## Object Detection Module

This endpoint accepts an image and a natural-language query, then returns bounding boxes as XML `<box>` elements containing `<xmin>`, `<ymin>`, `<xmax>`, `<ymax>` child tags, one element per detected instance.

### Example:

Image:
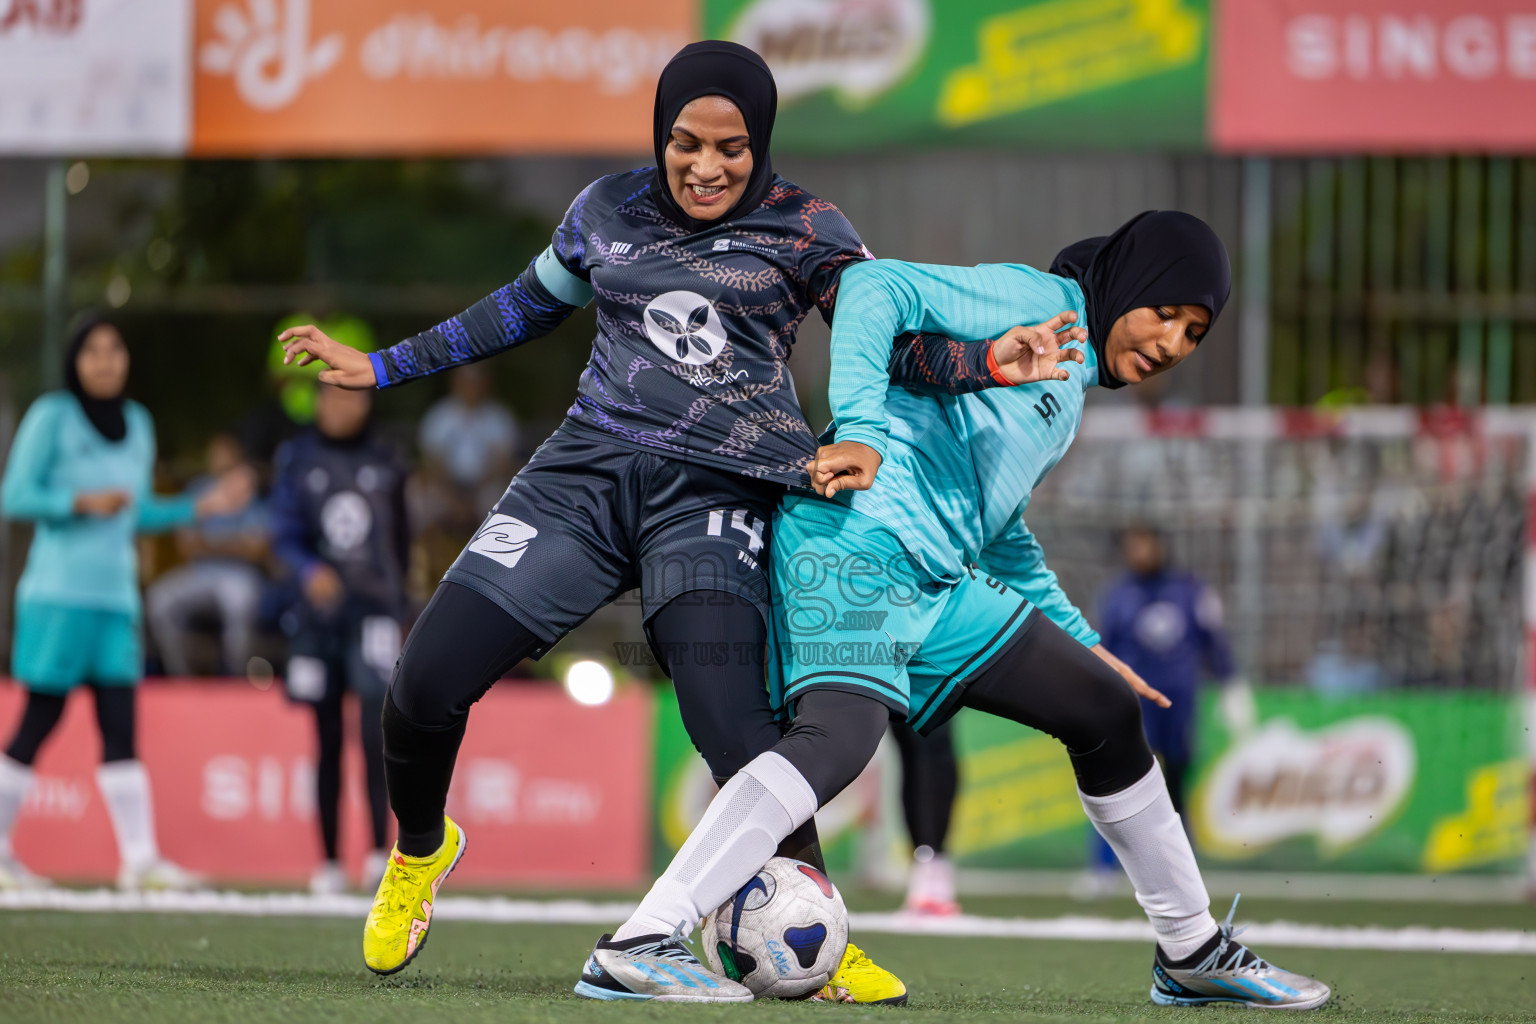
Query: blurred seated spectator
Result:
<box><xmin>145</xmin><ymin>434</ymin><xmax>269</xmax><ymax>676</ymax></box>
<box><xmin>418</xmin><ymin>364</ymin><xmax>517</xmax><ymax>517</ymax></box>
<box><xmin>412</xmin><ymin>364</ymin><xmax>518</xmax><ymax>581</ymax></box>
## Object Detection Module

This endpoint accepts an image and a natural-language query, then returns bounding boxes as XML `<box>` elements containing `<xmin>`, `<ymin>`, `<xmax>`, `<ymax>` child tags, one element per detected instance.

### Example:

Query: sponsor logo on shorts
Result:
<box><xmin>465</xmin><ymin>513</ymin><xmax>538</xmax><ymax>570</ymax></box>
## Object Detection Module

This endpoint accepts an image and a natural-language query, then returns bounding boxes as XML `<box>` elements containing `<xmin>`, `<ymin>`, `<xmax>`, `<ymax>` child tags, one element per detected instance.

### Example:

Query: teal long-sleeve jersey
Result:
<box><xmin>1</xmin><ymin>392</ymin><xmax>196</xmax><ymax>616</ymax></box>
<box><xmin>826</xmin><ymin>258</ymin><xmax>1100</xmax><ymax>647</ymax></box>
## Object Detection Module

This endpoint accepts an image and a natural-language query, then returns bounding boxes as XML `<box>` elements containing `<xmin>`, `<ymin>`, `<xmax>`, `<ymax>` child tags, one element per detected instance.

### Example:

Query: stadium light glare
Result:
<box><xmin>564</xmin><ymin>660</ymin><xmax>614</xmax><ymax>706</ymax></box>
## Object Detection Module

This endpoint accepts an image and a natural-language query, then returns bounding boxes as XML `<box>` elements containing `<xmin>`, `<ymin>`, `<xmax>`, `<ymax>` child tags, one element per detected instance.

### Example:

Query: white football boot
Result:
<box><xmin>0</xmin><ymin>846</ymin><xmax>48</xmax><ymax>891</ymax></box>
<box><xmin>309</xmin><ymin>861</ymin><xmax>348</xmax><ymax>896</ymax></box>
<box><xmin>118</xmin><ymin>858</ymin><xmax>204</xmax><ymax>892</ymax></box>
<box><xmin>902</xmin><ymin>846</ymin><xmax>960</xmax><ymax>916</ymax></box>
<box><xmin>359</xmin><ymin>849</ymin><xmax>390</xmax><ymax>891</ymax></box>
<box><xmin>1151</xmin><ymin>897</ymin><xmax>1331</xmax><ymax>1010</ymax></box>
<box><xmin>575</xmin><ymin>927</ymin><xmax>753</xmax><ymax>1002</ymax></box>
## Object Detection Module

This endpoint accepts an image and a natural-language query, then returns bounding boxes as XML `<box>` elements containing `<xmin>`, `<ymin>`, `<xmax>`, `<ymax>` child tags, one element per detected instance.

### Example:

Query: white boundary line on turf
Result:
<box><xmin>3</xmin><ymin>889</ymin><xmax>1533</xmax><ymax>956</ymax></box>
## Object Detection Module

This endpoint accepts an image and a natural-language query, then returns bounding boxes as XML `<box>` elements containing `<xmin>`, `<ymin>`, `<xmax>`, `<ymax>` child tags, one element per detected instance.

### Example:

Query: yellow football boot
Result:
<box><xmin>362</xmin><ymin>816</ymin><xmax>468</xmax><ymax>975</ymax></box>
<box><xmin>812</xmin><ymin>942</ymin><xmax>908</xmax><ymax>1005</ymax></box>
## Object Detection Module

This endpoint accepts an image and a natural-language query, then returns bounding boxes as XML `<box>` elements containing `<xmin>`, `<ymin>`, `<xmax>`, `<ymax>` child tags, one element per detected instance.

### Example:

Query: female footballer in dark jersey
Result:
<box><xmin>281</xmin><ymin>41</ymin><xmax>1076</xmax><ymax>997</ymax></box>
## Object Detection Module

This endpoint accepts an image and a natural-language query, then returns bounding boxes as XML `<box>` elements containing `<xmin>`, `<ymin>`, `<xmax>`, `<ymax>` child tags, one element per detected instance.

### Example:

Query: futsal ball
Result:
<box><xmin>701</xmin><ymin>856</ymin><xmax>849</xmax><ymax>999</ymax></box>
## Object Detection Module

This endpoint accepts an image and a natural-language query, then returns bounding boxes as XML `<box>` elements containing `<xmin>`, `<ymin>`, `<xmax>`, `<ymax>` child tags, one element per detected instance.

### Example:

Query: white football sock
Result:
<box><xmin>0</xmin><ymin>755</ymin><xmax>33</xmax><ymax>854</ymax></box>
<box><xmin>1077</xmin><ymin>763</ymin><xmax>1217</xmax><ymax>961</ymax></box>
<box><xmin>96</xmin><ymin>760</ymin><xmax>161</xmax><ymax>873</ymax></box>
<box><xmin>615</xmin><ymin>752</ymin><xmax>818</xmax><ymax>942</ymax></box>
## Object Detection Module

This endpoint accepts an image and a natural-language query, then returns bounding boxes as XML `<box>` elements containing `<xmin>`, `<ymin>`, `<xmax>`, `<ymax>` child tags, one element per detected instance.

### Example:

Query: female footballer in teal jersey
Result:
<box><xmin>0</xmin><ymin>317</ymin><xmax>252</xmax><ymax>892</ymax></box>
<box><xmin>596</xmin><ymin>212</ymin><xmax>1332</xmax><ymax>1009</ymax></box>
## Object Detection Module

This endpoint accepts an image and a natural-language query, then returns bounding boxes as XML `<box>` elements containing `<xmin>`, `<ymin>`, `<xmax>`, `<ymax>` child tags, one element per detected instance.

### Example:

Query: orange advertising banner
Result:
<box><xmin>191</xmin><ymin>0</ymin><xmax>692</xmax><ymax>155</ymax></box>
<box><xmin>1</xmin><ymin>680</ymin><xmax>654</xmax><ymax>887</ymax></box>
<box><xmin>1212</xmin><ymin>1</ymin><xmax>1536</xmax><ymax>151</ymax></box>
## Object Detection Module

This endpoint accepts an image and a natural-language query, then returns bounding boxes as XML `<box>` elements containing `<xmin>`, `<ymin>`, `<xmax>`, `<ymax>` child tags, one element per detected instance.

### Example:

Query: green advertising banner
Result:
<box><xmin>702</xmin><ymin>0</ymin><xmax>1210</xmax><ymax>152</ymax></box>
<box><xmin>946</xmin><ymin>688</ymin><xmax>1530</xmax><ymax>875</ymax></box>
<box><xmin>653</xmin><ymin>686</ymin><xmax>1528</xmax><ymax>877</ymax></box>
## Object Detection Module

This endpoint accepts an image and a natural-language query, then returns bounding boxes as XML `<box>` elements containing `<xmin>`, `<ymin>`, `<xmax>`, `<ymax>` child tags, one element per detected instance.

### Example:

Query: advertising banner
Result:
<box><xmin>1212</xmin><ymin>1</ymin><xmax>1536</xmax><ymax>151</ymax></box>
<box><xmin>0</xmin><ymin>0</ymin><xmax>192</xmax><ymax>154</ymax></box>
<box><xmin>939</xmin><ymin>689</ymin><xmax>1528</xmax><ymax>874</ymax></box>
<box><xmin>704</xmin><ymin>0</ymin><xmax>1210</xmax><ymax>152</ymax></box>
<box><xmin>1</xmin><ymin>680</ymin><xmax>654</xmax><ymax>887</ymax></box>
<box><xmin>190</xmin><ymin>0</ymin><xmax>691</xmax><ymax>154</ymax></box>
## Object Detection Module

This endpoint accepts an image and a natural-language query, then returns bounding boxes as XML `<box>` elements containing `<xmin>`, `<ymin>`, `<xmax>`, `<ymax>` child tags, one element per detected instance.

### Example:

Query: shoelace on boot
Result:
<box><xmin>1187</xmin><ymin>895</ymin><xmax>1269</xmax><ymax>977</ymax></box>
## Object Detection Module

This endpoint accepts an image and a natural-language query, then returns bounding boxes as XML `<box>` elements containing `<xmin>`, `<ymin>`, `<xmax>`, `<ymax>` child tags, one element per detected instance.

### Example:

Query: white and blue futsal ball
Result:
<box><xmin>701</xmin><ymin>856</ymin><xmax>849</xmax><ymax>999</ymax></box>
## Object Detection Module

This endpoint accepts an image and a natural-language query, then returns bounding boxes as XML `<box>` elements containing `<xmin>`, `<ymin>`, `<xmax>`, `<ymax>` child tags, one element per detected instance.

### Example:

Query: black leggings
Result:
<box><xmin>5</xmin><ymin>685</ymin><xmax>137</xmax><ymax>766</ymax></box>
<box><xmin>776</xmin><ymin>614</ymin><xmax>1156</xmax><ymax>808</ymax></box>
<box><xmin>384</xmin><ymin>581</ymin><xmax>821</xmax><ymax>862</ymax></box>
<box><xmin>892</xmin><ymin>718</ymin><xmax>958</xmax><ymax>854</ymax></box>
<box><xmin>312</xmin><ymin>687</ymin><xmax>388</xmax><ymax>861</ymax></box>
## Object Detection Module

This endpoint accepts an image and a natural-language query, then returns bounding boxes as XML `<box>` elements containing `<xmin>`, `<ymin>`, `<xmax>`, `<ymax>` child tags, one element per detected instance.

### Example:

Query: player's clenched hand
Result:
<box><xmin>809</xmin><ymin>441</ymin><xmax>882</xmax><ymax>498</ymax></box>
<box><xmin>277</xmin><ymin>325</ymin><xmax>376</xmax><ymax>390</ymax></box>
<box><xmin>990</xmin><ymin>312</ymin><xmax>1087</xmax><ymax>385</ymax></box>
<box><xmin>73</xmin><ymin>489</ymin><xmax>131</xmax><ymax>517</ymax></box>
<box><xmin>1090</xmin><ymin>643</ymin><xmax>1172</xmax><ymax>708</ymax></box>
<box><xmin>304</xmin><ymin>564</ymin><xmax>344</xmax><ymax>610</ymax></box>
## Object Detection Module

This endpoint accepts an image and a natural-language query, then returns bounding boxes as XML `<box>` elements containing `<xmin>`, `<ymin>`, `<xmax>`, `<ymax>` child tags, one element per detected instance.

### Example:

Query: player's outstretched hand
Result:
<box><xmin>1091</xmin><ymin>643</ymin><xmax>1172</xmax><ymax>708</ymax></box>
<box><xmin>277</xmin><ymin>324</ymin><xmax>376</xmax><ymax>389</ymax></box>
<box><xmin>810</xmin><ymin>440</ymin><xmax>882</xmax><ymax>498</ymax></box>
<box><xmin>194</xmin><ymin>465</ymin><xmax>256</xmax><ymax>520</ymax></box>
<box><xmin>990</xmin><ymin>312</ymin><xmax>1088</xmax><ymax>385</ymax></box>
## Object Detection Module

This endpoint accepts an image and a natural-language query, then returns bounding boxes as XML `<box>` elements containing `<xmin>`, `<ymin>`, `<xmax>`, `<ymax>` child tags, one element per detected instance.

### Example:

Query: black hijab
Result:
<box><xmin>652</xmin><ymin>40</ymin><xmax>777</xmax><ymax>233</ymax></box>
<box><xmin>63</xmin><ymin>314</ymin><xmax>128</xmax><ymax>441</ymax></box>
<box><xmin>1049</xmin><ymin>211</ymin><xmax>1231</xmax><ymax>389</ymax></box>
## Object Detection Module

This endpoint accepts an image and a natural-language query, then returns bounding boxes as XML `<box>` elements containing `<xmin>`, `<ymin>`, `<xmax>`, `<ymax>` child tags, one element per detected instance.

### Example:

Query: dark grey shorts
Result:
<box><xmin>442</xmin><ymin>422</ymin><xmax>781</xmax><ymax>656</ymax></box>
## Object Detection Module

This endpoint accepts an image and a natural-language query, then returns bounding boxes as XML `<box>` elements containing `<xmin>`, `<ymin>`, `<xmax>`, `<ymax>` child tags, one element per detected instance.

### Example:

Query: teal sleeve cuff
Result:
<box><xmin>535</xmin><ymin>246</ymin><xmax>594</xmax><ymax>308</ymax></box>
<box><xmin>830</xmin><ymin>428</ymin><xmax>888</xmax><ymax>459</ymax></box>
<box><xmin>138</xmin><ymin>493</ymin><xmax>199</xmax><ymax>534</ymax></box>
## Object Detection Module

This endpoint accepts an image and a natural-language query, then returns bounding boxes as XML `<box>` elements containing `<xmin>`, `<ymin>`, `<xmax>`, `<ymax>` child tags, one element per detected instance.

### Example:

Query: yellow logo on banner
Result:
<box><xmin>1422</xmin><ymin>759</ymin><xmax>1529</xmax><ymax>873</ymax></box>
<box><xmin>950</xmin><ymin>735</ymin><xmax>1082</xmax><ymax>854</ymax></box>
<box><xmin>937</xmin><ymin>0</ymin><xmax>1203</xmax><ymax>126</ymax></box>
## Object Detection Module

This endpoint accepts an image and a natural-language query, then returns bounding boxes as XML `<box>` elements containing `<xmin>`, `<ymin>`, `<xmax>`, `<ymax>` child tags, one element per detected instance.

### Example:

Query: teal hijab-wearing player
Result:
<box><xmin>0</xmin><ymin>317</ymin><xmax>252</xmax><ymax>892</ymax></box>
<box><xmin>595</xmin><ymin>212</ymin><xmax>1331</xmax><ymax>1009</ymax></box>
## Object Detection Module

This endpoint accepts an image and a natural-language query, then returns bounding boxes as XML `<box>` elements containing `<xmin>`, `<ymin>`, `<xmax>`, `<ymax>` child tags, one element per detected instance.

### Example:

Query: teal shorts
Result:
<box><xmin>768</xmin><ymin>494</ymin><xmax>1037</xmax><ymax>734</ymax></box>
<box><xmin>11</xmin><ymin>602</ymin><xmax>142</xmax><ymax>694</ymax></box>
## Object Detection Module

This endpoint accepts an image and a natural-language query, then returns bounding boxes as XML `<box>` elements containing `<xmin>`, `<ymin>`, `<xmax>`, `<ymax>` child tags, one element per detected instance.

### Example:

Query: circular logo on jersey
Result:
<box><xmin>320</xmin><ymin>491</ymin><xmax>371</xmax><ymax>552</ymax></box>
<box><xmin>1133</xmin><ymin>600</ymin><xmax>1187</xmax><ymax>653</ymax></box>
<box><xmin>642</xmin><ymin>290</ymin><xmax>727</xmax><ymax>366</ymax></box>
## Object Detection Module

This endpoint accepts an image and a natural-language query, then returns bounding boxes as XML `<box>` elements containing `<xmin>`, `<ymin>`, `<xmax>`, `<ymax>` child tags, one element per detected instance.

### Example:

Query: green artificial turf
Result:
<box><xmin>3</xmin><ymin>898</ymin><xmax>1533</xmax><ymax>1023</ymax></box>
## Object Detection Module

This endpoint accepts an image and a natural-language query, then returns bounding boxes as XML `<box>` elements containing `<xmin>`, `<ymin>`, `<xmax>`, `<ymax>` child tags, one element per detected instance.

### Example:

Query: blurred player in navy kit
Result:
<box><xmin>1081</xmin><ymin>523</ymin><xmax>1254</xmax><ymax>894</ymax></box>
<box><xmin>271</xmin><ymin>384</ymin><xmax>410</xmax><ymax>895</ymax></box>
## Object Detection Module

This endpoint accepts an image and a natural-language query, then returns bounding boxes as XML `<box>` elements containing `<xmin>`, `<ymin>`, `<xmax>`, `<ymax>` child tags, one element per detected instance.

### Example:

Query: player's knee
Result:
<box><xmin>1058</xmin><ymin>659</ymin><xmax>1144</xmax><ymax>752</ymax></box>
<box><xmin>386</xmin><ymin>646</ymin><xmax>462</xmax><ymax>732</ymax></box>
<box><xmin>777</xmin><ymin>690</ymin><xmax>887</xmax><ymax>805</ymax></box>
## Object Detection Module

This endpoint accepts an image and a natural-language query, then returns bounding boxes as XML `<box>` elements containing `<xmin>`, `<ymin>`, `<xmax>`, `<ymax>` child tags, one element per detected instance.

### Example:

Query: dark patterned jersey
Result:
<box><xmin>269</xmin><ymin>431</ymin><xmax>411</xmax><ymax>617</ymax></box>
<box><xmin>370</xmin><ymin>168</ymin><xmax>996</xmax><ymax>488</ymax></box>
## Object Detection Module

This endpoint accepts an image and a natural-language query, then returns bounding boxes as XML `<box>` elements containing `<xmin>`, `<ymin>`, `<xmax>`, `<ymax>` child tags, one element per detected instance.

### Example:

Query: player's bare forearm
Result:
<box><xmin>1091</xmin><ymin>643</ymin><xmax>1171</xmax><ymax>708</ymax></box>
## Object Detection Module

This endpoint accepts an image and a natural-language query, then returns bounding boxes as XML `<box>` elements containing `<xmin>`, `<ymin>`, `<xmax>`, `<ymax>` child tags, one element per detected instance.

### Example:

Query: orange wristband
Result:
<box><xmin>986</xmin><ymin>346</ymin><xmax>1017</xmax><ymax>387</ymax></box>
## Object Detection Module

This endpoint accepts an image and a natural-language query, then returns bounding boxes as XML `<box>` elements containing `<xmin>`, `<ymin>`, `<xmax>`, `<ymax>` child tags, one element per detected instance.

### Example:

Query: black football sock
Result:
<box><xmin>382</xmin><ymin>691</ymin><xmax>466</xmax><ymax>857</ymax></box>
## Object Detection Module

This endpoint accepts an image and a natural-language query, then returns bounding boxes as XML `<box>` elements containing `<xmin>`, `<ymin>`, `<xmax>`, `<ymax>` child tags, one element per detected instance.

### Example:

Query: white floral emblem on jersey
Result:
<box><xmin>642</xmin><ymin>290</ymin><xmax>727</xmax><ymax>366</ymax></box>
<box><xmin>320</xmin><ymin>491</ymin><xmax>371</xmax><ymax>552</ymax></box>
<box><xmin>466</xmin><ymin>513</ymin><xmax>539</xmax><ymax>570</ymax></box>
